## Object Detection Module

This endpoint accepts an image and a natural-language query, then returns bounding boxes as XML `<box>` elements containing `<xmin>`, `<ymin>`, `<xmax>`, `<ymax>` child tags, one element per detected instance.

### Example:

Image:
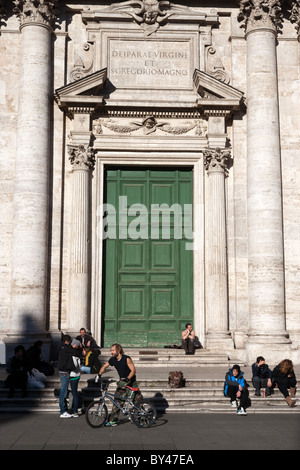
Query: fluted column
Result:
<box><xmin>67</xmin><ymin>145</ymin><xmax>95</xmax><ymax>335</ymax></box>
<box><xmin>204</xmin><ymin>147</ymin><xmax>234</xmax><ymax>350</ymax></box>
<box><xmin>238</xmin><ymin>0</ymin><xmax>290</xmax><ymax>357</ymax></box>
<box><xmin>8</xmin><ymin>1</ymin><xmax>59</xmax><ymax>347</ymax></box>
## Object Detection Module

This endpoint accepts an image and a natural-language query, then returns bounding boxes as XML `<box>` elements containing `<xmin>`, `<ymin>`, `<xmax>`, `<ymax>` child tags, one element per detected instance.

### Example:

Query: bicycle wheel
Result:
<box><xmin>85</xmin><ymin>401</ymin><xmax>108</xmax><ymax>428</ymax></box>
<box><xmin>130</xmin><ymin>401</ymin><xmax>157</xmax><ymax>428</ymax></box>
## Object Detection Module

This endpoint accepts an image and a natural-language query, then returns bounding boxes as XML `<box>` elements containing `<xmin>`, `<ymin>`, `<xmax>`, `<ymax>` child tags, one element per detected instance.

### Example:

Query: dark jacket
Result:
<box><xmin>58</xmin><ymin>343</ymin><xmax>82</xmax><ymax>372</ymax></box>
<box><xmin>272</xmin><ymin>365</ymin><xmax>296</xmax><ymax>385</ymax></box>
<box><xmin>224</xmin><ymin>369</ymin><xmax>246</xmax><ymax>397</ymax></box>
<box><xmin>84</xmin><ymin>350</ymin><xmax>101</xmax><ymax>374</ymax></box>
<box><xmin>252</xmin><ymin>363</ymin><xmax>272</xmax><ymax>380</ymax></box>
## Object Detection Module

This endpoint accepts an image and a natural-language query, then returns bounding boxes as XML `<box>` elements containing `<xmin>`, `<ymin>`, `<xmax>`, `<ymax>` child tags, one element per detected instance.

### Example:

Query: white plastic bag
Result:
<box><xmin>32</xmin><ymin>368</ymin><xmax>47</xmax><ymax>383</ymax></box>
<box><xmin>27</xmin><ymin>370</ymin><xmax>46</xmax><ymax>389</ymax></box>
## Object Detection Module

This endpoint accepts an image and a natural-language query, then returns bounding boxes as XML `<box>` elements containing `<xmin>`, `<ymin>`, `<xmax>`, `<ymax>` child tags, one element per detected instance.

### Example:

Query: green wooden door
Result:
<box><xmin>103</xmin><ymin>167</ymin><xmax>193</xmax><ymax>347</ymax></box>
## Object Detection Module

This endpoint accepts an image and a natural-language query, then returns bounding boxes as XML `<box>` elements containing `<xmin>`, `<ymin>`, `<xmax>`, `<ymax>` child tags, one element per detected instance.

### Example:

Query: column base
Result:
<box><xmin>206</xmin><ymin>331</ymin><xmax>234</xmax><ymax>352</ymax></box>
<box><xmin>245</xmin><ymin>333</ymin><xmax>294</xmax><ymax>365</ymax></box>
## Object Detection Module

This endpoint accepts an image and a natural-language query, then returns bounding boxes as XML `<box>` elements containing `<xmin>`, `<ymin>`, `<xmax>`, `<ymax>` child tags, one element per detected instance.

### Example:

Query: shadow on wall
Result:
<box><xmin>2</xmin><ymin>313</ymin><xmax>55</xmax><ymax>365</ymax></box>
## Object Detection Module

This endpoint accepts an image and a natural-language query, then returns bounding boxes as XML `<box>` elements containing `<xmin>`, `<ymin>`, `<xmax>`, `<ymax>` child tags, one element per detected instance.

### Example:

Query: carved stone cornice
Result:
<box><xmin>203</xmin><ymin>147</ymin><xmax>232</xmax><ymax>176</ymax></box>
<box><xmin>13</xmin><ymin>0</ymin><xmax>59</xmax><ymax>29</ymax></box>
<box><xmin>237</xmin><ymin>0</ymin><xmax>283</xmax><ymax>34</ymax></box>
<box><xmin>68</xmin><ymin>145</ymin><xmax>96</xmax><ymax>171</ymax></box>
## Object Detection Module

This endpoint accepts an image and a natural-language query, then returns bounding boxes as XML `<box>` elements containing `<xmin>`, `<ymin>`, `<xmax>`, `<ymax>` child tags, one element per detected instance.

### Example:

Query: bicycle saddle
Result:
<box><xmin>126</xmin><ymin>385</ymin><xmax>139</xmax><ymax>392</ymax></box>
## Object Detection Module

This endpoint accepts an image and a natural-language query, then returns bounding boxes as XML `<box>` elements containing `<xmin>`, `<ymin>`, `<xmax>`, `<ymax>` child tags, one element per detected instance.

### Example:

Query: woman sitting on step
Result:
<box><xmin>272</xmin><ymin>359</ymin><xmax>297</xmax><ymax>408</ymax></box>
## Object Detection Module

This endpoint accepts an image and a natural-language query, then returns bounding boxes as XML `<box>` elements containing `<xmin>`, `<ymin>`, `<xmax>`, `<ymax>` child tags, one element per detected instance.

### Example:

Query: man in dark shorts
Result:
<box><xmin>98</xmin><ymin>343</ymin><xmax>143</xmax><ymax>426</ymax></box>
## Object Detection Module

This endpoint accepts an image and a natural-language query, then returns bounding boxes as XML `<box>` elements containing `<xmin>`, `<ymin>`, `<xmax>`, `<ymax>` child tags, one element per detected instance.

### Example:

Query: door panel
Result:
<box><xmin>103</xmin><ymin>167</ymin><xmax>193</xmax><ymax>347</ymax></box>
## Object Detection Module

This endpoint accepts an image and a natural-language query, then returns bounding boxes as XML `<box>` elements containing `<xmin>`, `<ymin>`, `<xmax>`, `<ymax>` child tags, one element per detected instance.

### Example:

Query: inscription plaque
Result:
<box><xmin>109</xmin><ymin>39</ymin><xmax>191</xmax><ymax>89</ymax></box>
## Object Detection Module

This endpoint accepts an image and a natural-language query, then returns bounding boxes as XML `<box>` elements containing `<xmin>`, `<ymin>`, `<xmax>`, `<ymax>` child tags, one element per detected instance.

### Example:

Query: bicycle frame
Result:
<box><xmin>97</xmin><ymin>382</ymin><xmax>141</xmax><ymax>417</ymax></box>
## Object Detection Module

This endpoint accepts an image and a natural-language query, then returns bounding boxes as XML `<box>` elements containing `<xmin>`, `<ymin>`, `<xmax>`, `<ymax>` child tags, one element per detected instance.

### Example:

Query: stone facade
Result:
<box><xmin>0</xmin><ymin>1</ymin><xmax>300</xmax><ymax>364</ymax></box>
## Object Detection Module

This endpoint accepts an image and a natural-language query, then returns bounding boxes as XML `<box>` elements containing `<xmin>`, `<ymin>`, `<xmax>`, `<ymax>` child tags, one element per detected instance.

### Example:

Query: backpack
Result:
<box><xmin>168</xmin><ymin>371</ymin><xmax>185</xmax><ymax>388</ymax></box>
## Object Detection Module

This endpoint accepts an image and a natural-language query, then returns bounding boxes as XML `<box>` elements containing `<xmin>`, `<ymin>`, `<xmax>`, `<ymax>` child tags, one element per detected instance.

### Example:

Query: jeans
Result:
<box><xmin>80</xmin><ymin>366</ymin><xmax>91</xmax><ymax>374</ymax></box>
<box><xmin>252</xmin><ymin>376</ymin><xmax>273</xmax><ymax>396</ymax></box>
<box><xmin>69</xmin><ymin>377</ymin><xmax>80</xmax><ymax>413</ymax></box>
<box><xmin>59</xmin><ymin>371</ymin><xmax>70</xmax><ymax>414</ymax></box>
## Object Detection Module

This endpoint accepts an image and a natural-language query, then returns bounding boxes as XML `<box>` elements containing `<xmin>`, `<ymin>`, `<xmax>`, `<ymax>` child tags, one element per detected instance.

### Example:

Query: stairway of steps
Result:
<box><xmin>0</xmin><ymin>349</ymin><xmax>298</xmax><ymax>414</ymax></box>
<box><xmin>98</xmin><ymin>348</ymin><xmax>243</xmax><ymax>367</ymax></box>
<box><xmin>0</xmin><ymin>376</ymin><xmax>298</xmax><ymax>414</ymax></box>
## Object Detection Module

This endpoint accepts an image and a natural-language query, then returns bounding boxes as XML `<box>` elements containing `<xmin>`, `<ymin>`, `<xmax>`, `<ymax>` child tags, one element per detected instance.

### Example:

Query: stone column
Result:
<box><xmin>67</xmin><ymin>145</ymin><xmax>95</xmax><ymax>336</ymax></box>
<box><xmin>204</xmin><ymin>147</ymin><xmax>234</xmax><ymax>351</ymax></box>
<box><xmin>238</xmin><ymin>0</ymin><xmax>290</xmax><ymax>359</ymax></box>
<box><xmin>7</xmin><ymin>1</ymin><xmax>59</xmax><ymax>350</ymax></box>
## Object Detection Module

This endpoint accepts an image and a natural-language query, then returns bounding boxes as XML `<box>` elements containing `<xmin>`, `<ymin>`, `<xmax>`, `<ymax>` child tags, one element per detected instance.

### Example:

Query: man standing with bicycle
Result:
<box><xmin>98</xmin><ymin>343</ymin><xmax>143</xmax><ymax>426</ymax></box>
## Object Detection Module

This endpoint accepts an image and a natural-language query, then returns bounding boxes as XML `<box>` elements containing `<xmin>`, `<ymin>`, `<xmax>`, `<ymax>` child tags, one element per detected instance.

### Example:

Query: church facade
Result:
<box><xmin>1</xmin><ymin>0</ymin><xmax>300</xmax><ymax>364</ymax></box>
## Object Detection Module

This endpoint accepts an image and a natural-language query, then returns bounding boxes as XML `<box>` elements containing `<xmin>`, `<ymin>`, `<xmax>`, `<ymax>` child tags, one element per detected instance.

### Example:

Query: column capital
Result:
<box><xmin>289</xmin><ymin>0</ymin><xmax>300</xmax><ymax>39</ymax></box>
<box><xmin>68</xmin><ymin>145</ymin><xmax>96</xmax><ymax>171</ymax></box>
<box><xmin>203</xmin><ymin>147</ymin><xmax>232</xmax><ymax>176</ymax></box>
<box><xmin>13</xmin><ymin>0</ymin><xmax>59</xmax><ymax>29</ymax></box>
<box><xmin>237</xmin><ymin>0</ymin><xmax>282</xmax><ymax>34</ymax></box>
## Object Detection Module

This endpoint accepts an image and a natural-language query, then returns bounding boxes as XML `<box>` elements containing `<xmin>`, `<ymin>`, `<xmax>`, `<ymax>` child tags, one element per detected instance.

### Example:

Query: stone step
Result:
<box><xmin>0</xmin><ymin>396</ymin><xmax>298</xmax><ymax>414</ymax></box>
<box><xmin>0</xmin><ymin>382</ymin><xmax>298</xmax><ymax>414</ymax></box>
<box><xmin>97</xmin><ymin>349</ymin><xmax>244</xmax><ymax>367</ymax></box>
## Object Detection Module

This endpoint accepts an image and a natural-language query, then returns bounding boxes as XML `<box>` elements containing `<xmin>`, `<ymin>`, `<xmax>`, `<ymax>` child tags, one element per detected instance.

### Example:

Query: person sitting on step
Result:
<box><xmin>181</xmin><ymin>323</ymin><xmax>195</xmax><ymax>355</ymax></box>
<box><xmin>224</xmin><ymin>364</ymin><xmax>250</xmax><ymax>415</ymax></box>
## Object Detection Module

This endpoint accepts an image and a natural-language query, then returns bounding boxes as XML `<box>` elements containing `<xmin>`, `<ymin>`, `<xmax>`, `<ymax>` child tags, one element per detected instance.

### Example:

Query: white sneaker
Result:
<box><xmin>237</xmin><ymin>407</ymin><xmax>247</xmax><ymax>415</ymax></box>
<box><xmin>72</xmin><ymin>413</ymin><xmax>79</xmax><ymax>418</ymax></box>
<box><xmin>60</xmin><ymin>412</ymin><xmax>72</xmax><ymax>418</ymax></box>
<box><xmin>230</xmin><ymin>400</ymin><xmax>237</xmax><ymax>408</ymax></box>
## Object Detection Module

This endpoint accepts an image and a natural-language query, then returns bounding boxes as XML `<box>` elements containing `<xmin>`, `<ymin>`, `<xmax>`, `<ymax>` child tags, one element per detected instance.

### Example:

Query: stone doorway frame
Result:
<box><xmin>91</xmin><ymin>151</ymin><xmax>205</xmax><ymax>348</ymax></box>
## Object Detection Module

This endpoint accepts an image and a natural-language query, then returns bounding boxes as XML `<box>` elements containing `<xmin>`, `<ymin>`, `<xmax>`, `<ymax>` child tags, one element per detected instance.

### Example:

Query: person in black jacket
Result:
<box><xmin>272</xmin><ymin>359</ymin><xmax>297</xmax><ymax>407</ymax></box>
<box><xmin>5</xmin><ymin>345</ymin><xmax>31</xmax><ymax>398</ymax></box>
<box><xmin>80</xmin><ymin>347</ymin><xmax>101</xmax><ymax>374</ymax></box>
<box><xmin>58</xmin><ymin>335</ymin><xmax>82</xmax><ymax>418</ymax></box>
<box><xmin>251</xmin><ymin>356</ymin><xmax>273</xmax><ymax>397</ymax></box>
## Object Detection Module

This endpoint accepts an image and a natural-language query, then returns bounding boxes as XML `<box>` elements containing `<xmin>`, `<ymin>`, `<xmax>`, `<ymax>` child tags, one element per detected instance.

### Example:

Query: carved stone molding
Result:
<box><xmin>203</xmin><ymin>147</ymin><xmax>232</xmax><ymax>176</ymax></box>
<box><xmin>13</xmin><ymin>0</ymin><xmax>59</xmax><ymax>28</ymax></box>
<box><xmin>69</xmin><ymin>43</ymin><xmax>95</xmax><ymax>83</ymax></box>
<box><xmin>69</xmin><ymin>145</ymin><xmax>96</xmax><ymax>171</ymax></box>
<box><xmin>93</xmin><ymin>115</ymin><xmax>208</xmax><ymax>136</ymax></box>
<box><xmin>105</xmin><ymin>0</ymin><xmax>190</xmax><ymax>36</ymax></box>
<box><xmin>205</xmin><ymin>46</ymin><xmax>230</xmax><ymax>85</ymax></box>
<box><xmin>289</xmin><ymin>0</ymin><xmax>300</xmax><ymax>37</ymax></box>
<box><xmin>237</xmin><ymin>0</ymin><xmax>283</xmax><ymax>33</ymax></box>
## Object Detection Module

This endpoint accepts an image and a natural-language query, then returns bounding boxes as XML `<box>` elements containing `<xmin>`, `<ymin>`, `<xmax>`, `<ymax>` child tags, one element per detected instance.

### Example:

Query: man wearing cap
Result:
<box><xmin>224</xmin><ymin>364</ymin><xmax>250</xmax><ymax>415</ymax></box>
<box><xmin>58</xmin><ymin>335</ymin><xmax>82</xmax><ymax>418</ymax></box>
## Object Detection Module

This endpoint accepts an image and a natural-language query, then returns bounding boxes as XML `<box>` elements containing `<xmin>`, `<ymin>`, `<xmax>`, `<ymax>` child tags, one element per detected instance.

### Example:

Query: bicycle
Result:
<box><xmin>85</xmin><ymin>378</ymin><xmax>157</xmax><ymax>428</ymax></box>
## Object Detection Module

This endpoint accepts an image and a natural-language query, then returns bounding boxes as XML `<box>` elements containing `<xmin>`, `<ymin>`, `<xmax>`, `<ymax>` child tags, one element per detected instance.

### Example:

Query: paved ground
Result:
<box><xmin>0</xmin><ymin>411</ymin><xmax>299</xmax><ymax>452</ymax></box>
